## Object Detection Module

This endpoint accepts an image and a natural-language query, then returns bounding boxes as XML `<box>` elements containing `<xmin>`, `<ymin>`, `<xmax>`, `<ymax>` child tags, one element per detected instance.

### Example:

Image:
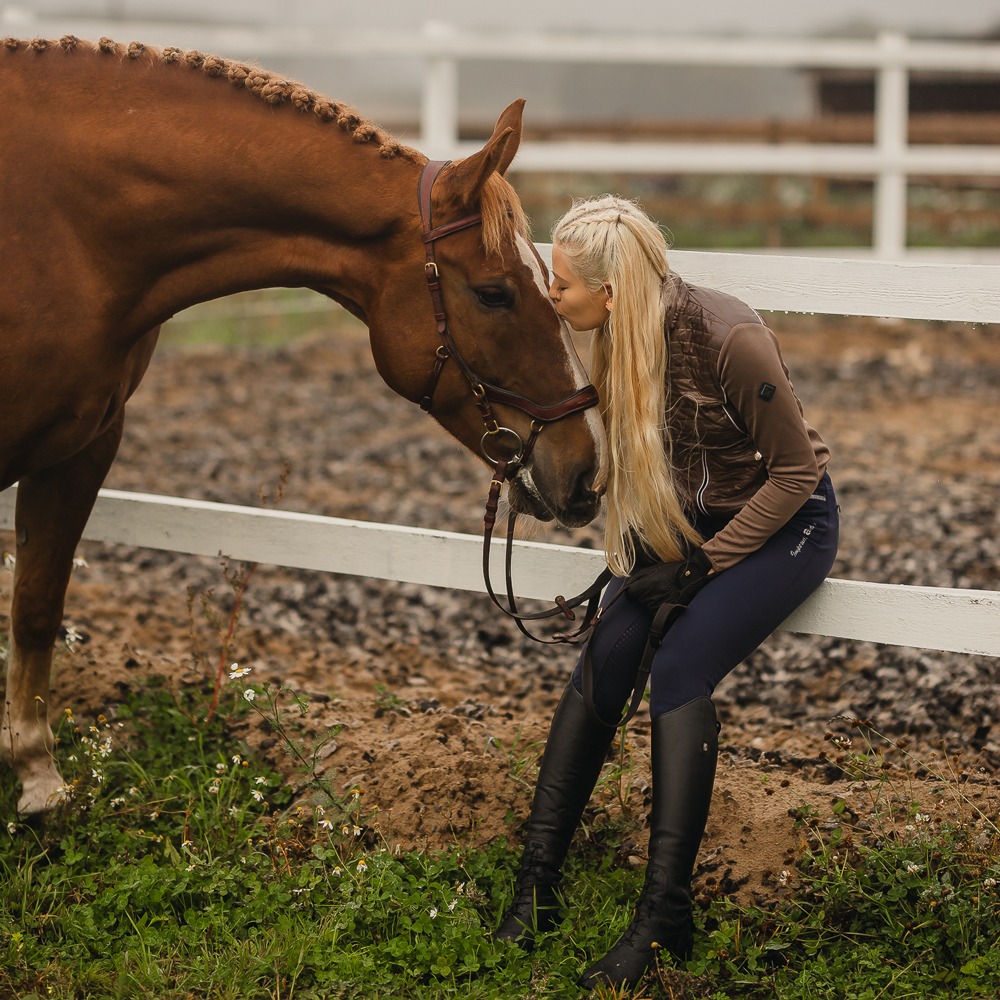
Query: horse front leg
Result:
<box><xmin>2</xmin><ymin>417</ymin><xmax>125</xmax><ymax>816</ymax></box>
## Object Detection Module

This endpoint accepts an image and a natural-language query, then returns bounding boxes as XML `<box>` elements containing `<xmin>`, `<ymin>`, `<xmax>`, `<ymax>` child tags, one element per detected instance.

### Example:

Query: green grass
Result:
<box><xmin>3</xmin><ymin>679</ymin><xmax>1000</xmax><ymax>999</ymax></box>
<box><xmin>163</xmin><ymin>289</ymin><xmax>365</xmax><ymax>351</ymax></box>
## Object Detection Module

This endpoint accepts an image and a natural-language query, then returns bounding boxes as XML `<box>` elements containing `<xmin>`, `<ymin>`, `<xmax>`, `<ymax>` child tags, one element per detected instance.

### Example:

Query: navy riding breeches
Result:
<box><xmin>571</xmin><ymin>473</ymin><xmax>840</xmax><ymax>720</ymax></box>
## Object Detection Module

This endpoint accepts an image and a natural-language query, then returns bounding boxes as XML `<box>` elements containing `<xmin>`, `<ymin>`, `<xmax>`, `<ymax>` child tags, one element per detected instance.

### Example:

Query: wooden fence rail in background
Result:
<box><xmin>2</xmin><ymin>249</ymin><xmax>998</xmax><ymax>658</ymax></box>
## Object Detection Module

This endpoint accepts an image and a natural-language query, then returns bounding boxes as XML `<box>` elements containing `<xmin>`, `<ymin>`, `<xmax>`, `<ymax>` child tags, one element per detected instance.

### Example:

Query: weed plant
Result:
<box><xmin>3</xmin><ymin>684</ymin><xmax>1000</xmax><ymax>999</ymax></box>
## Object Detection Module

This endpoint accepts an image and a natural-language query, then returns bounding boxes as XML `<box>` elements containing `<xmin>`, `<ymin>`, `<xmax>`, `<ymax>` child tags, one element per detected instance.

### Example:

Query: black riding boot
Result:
<box><xmin>496</xmin><ymin>682</ymin><xmax>616</xmax><ymax>948</ymax></box>
<box><xmin>580</xmin><ymin>697</ymin><xmax>718</xmax><ymax>990</ymax></box>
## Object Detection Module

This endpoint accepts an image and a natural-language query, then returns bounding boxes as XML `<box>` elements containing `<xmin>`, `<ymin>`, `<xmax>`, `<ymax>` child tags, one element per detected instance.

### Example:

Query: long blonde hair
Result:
<box><xmin>552</xmin><ymin>196</ymin><xmax>702</xmax><ymax>575</ymax></box>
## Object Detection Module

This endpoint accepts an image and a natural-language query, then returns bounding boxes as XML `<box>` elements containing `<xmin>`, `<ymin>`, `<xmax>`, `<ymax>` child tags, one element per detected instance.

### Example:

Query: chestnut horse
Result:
<box><xmin>0</xmin><ymin>36</ymin><xmax>606</xmax><ymax>816</ymax></box>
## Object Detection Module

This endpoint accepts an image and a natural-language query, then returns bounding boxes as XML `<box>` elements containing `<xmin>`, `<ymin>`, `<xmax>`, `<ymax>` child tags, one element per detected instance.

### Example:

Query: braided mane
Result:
<box><xmin>1</xmin><ymin>34</ymin><xmax>420</xmax><ymax>162</ymax></box>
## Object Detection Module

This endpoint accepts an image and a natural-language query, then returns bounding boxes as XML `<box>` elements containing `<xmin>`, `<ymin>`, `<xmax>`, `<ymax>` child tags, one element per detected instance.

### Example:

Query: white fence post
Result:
<box><xmin>420</xmin><ymin>21</ymin><xmax>459</xmax><ymax>160</ymax></box>
<box><xmin>873</xmin><ymin>32</ymin><xmax>910</xmax><ymax>260</ymax></box>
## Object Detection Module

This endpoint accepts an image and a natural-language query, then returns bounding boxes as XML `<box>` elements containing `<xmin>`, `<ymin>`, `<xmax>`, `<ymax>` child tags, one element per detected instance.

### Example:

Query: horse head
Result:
<box><xmin>366</xmin><ymin>101</ymin><xmax>607</xmax><ymax>528</ymax></box>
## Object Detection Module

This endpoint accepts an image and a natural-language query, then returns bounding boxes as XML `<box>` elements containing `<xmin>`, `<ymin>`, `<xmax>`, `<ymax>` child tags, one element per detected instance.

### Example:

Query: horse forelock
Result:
<box><xmin>479</xmin><ymin>173</ymin><xmax>530</xmax><ymax>260</ymax></box>
<box><xmin>0</xmin><ymin>35</ymin><xmax>420</xmax><ymax>162</ymax></box>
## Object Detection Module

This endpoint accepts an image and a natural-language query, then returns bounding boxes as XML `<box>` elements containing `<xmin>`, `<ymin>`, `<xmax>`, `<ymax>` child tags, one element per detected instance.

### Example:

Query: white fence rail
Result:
<box><xmin>1</xmin><ymin>489</ymin><xmax>996</xmax><ymax>658</ymax></box>
<box><xmin>2</xmin><ymin>249</ymin><xmax>998</xmax><ymax>659</ymax></box>
<box><xmin>4</xmin><ymin>12</ymin><xmax>1000</xmax><ymax>260</ymax></box>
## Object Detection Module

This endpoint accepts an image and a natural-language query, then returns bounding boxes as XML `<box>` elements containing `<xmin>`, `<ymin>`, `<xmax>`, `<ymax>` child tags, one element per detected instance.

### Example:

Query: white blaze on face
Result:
<box><xmin>515</xmin><ymin>235</ymin><xmax>607</xmax><ymax>489</ymax></box>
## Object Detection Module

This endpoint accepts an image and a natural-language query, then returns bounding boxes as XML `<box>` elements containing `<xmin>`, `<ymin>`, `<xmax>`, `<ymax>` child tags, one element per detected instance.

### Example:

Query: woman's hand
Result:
<box><xmin>624</xmin><ymin>548</ymin><xmax>716</xmax><ymax>611</ymax></box>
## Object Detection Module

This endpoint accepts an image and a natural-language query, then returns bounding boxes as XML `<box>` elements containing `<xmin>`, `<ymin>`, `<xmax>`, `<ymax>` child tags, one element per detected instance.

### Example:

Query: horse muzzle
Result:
<box><xmin>506</xmin><ymin>462</ymin><xmax>604</xmax><ymax>528</ymax></box>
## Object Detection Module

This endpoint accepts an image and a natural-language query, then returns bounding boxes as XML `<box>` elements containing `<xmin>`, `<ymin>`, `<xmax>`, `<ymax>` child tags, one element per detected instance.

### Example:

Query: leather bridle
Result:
<box><xmin>418</xmin><ymin>160</ymin><xmax>600</xmax><ymax>465</ymax></box>
<box><xmin>416</xmin><ymin>159</ymin><xmax>612</xmax><ymax>643</ymax></box>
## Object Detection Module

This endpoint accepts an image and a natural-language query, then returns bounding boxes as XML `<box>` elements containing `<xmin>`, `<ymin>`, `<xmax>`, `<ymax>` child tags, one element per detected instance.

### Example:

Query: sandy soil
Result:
<box><xmin>2</xmin><ymin>308</ymin><xmax>998</xmax><ymax>907</ymax></box>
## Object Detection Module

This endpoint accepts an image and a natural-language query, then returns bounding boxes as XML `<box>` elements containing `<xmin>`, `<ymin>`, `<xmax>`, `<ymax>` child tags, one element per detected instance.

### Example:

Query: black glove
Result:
<box><xmin>623</xmin><ymin>547</ymin><xmax>716</xmax><ymax>612</ymax></box>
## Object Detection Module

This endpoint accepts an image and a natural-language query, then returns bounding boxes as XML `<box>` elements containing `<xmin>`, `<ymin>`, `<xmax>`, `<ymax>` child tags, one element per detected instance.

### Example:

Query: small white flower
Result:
<box><xmin>215</xmin><ymin>762</ymin><xmax>227</xmax><ymax>774</ymax></box>
<box><xmin>229</xmin><ymin>663</ymin><xmax>251</xmax><ymax>680</ymax></box>
<box><xmin>72</xmin><ymin>557</ymin><xmax>89</xmax><ymax>569</ymax></box>
<box><xmin>319</xmin><ymin>819</ymin><xmax>334</xmax><ymax>831</ymax></box>
<box><xmin>7</xmin><ymin>821</ymin><xmax>17</xmax><ymax>834</ymax></box>
<box><xmin>353</xmin><ymin>825</ymin><xmax>363</xmax><ymax>838</ymax></box>
<box><xmin>429</xmin><ymin>907</ymin><xmax>438</xmax><ymax>919</ymax></box>
<box><xmin>906</xmin><ymin>863</ymin><xmax>922</xmax><ymax>874</ymax></box>
<box><xmin>779</xmin><ymin>870</ymin><xmax>790</xmax><ymax>886</ymax></box>
<box><xmin>448</xmin><ymin>899</ymin><xmax>458</xmax><ymax>911</ymax></box>
<box><xmin>356</xmin><ymin>860</ymin><xmax>368</xmax><ymax>874</ymax></box>
<box><xmin>251</xmin><ymin>790</ymin><xmax>264</xmax><ymax>802</ymax></box>
<box><xmin>3</xmin><ymin>552</ymin><xmax>15</xmax><ymax>571</ymax></box>
<box><xmin>231</xmin><ymin>754</ymin><xmax>242</xmax><ymax>765</ymax></box>
<box><xmin>984</xmin><ymin>878</ymin><xmax>997</xmax><ymax>889</ymax></box>
<box><xmin>254</xmin><ymin>776</ymin><xmax>267</xmax><ymax>786</ymax></box>
<box><xmin>915</xmin><ymin>813</ymin><xmax>931</xmax><ymax>824</ymax></box>
<box><xmin>243</xmin><ymin>690</ymin><xmax>256</xmax><ymax>702</ymax></box>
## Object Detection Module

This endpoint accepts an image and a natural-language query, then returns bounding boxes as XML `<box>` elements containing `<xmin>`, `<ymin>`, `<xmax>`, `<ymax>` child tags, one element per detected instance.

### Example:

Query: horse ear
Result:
<box><xmin>445</xmin><ymin>99</ymin><xmax>524</xmax><ymax>205</ymax></box>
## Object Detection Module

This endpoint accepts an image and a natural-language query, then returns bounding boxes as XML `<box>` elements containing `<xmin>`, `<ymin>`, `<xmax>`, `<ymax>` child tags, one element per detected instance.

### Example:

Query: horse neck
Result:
<box><xmin>17</xmin><ymin>49</ymin><xmax>423</xmax><ymax>335</ymax></box>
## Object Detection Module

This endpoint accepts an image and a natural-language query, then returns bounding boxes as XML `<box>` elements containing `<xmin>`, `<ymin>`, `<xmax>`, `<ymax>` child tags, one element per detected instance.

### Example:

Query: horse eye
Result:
<box><xmin>475</xmin><ymin>286</ymin><xmax>514</xmax><ymax>309</ymax></box>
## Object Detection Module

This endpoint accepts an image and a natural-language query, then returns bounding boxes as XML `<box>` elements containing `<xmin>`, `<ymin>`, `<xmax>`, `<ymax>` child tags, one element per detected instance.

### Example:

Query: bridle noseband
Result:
<box><xmin>416</xmin><ymin>159</ymin><xmax>611</xmax><ymax>644</ymax></box>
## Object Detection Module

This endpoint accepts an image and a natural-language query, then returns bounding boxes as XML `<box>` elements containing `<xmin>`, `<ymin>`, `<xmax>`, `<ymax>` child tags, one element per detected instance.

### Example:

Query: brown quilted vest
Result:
<box><xmin>663</xmin><ymin>272</ymin><xmax>826</xmax><ymax>524</ymax></box>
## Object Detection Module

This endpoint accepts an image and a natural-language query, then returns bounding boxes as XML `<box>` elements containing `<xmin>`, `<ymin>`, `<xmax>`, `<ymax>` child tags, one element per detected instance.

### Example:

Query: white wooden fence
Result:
<box><xmin>2</xmin><ymin>249</ymin><xmax>998</xmax><ymax>658</ymax></box>
<box><xmin>4</xmin><ymin>11</ymin><xmax>1000</xmax><ymax>260</ymax></box>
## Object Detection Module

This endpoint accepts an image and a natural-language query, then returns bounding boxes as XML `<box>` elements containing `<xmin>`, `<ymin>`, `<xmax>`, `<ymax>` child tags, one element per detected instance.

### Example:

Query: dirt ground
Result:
<box><xmin>2</xmin><ymin>306</ymin><xmax>998</xmax><ymax>907</ymax></box>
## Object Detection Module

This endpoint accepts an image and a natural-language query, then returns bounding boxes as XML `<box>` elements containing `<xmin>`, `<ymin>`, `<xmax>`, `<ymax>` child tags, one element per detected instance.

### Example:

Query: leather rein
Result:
<box><xmin>417</xmin><ymin>159</ymin><xmax>612</xmax><ymax>645</ymax></box>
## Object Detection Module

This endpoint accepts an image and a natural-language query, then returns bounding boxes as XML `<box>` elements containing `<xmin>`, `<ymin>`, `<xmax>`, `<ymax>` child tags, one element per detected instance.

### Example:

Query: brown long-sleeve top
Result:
<box><xmin>663</xmin><ymin>274</ymin><xmax>831</xmax><ymax>572</ymax></box>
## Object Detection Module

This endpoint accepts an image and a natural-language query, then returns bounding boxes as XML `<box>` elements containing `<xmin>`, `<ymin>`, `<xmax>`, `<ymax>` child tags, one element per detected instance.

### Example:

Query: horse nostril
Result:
<box><xmin>577</xmin><ymin>466</ymin><xmax>605</xmax><ymax>503</ymax></box>
<box><xmin>568</xmin><ymin>466</ymin><xmax>604</xmax><ymax>517</ymax></box>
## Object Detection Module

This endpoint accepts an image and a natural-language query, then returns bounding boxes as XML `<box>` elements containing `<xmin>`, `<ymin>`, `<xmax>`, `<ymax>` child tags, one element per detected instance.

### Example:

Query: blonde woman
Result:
<box><xmin>497</xmin><ymin>196</ymin><xmax>839</xmax><ymax>990</ymax></box>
